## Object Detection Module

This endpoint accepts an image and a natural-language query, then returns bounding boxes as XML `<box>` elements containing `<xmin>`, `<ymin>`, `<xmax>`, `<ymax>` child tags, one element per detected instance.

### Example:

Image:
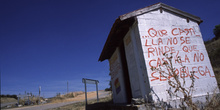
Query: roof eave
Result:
<box><xmin>160</xmin><ymin>3</ymin><xmax>203</xmax><ymax>24</ymax></box>
<box><xmin>120</xmin><ymin>2</ymin><xmax>202</xmax><ymax>24</ymax></box>
<box><xmin>99</xmin><ymin>3</ymin><xmax>203</xmax><ymax>62</ymax></box>
<box><xmin>98</xmin><ymin>17</ymin><xmax>135</xmax><ymax>61</ymax></box>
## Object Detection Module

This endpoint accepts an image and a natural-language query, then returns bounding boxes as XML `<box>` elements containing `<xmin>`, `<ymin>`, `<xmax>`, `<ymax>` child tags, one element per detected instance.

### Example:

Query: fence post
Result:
<box><xmin>96</xmin><ymin>81</ymin><xmax>99</xmax><ymax>102</ymax></box>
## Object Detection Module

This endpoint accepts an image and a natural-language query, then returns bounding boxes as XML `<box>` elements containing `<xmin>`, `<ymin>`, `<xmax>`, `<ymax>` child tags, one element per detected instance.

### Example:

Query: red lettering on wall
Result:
<box><xmin>194</xmin><ymin>53</ymin><xmax>204</xmax><ymax>62</ymax></box>
<box><xmin>192</xmin><ymin>66</ymin><xmax>199</xmax><ymax>79</ymax></box>
<box><xmin>148</xmin><ymin>47</ymin><xmax>155</xmax><ymax>57</ymax></box>
<box><xmin>198</xmin><ymin>66</ymin><xmax>205</xmax><ymax>76</ymax></box>
<box><xmin>143</xmin><ymin>27</ymin><xmax>215</xmax><ymax>82</ymax></box>
<box><xmin>185</xmin><ymin>54</ymin><xmax>190</xmax><ymax>63</ymax></box>
<box><xmin>198</xmin><ymin>66</ymin><xmax>214</xmax><ymax>77</ymax></box>
<box><xmin>158</xmin><ymin>38</ymin><xmax>163</xmax><ymax>45</ymax></box>
<box><xmin>171</xmin><ymin>28</ymin><xmax>196</xmax><ymax>36</ymax></box>
<box><xmin>145</xmin><ymin>38</ymin><xmax>164</xmax><ymax>47</ymax></box>
<box><xmin>148</xmin><ymin>28</ymin><xmax>167</xmax><ymax>37</ymax></box>
<box><xmin>160</xmin><ymin>73</ymin><xmax>167</xmax><ymax>81</ymax></box>
<box><xmin>149</xmin><ymin>59</ymin><xmax>156</xmax><ymax>67</ymax></box>
<box><xmin>147</xmin><ymin>46</ymin><xmax>176</xmax><ymax>58</ymax></box>
<box><xmin>180</xmin><ymin>37</ymin><xmax>190</xmax><ymax>45</ymax></box>
<box><xmin>167</xmin><ymin>37</ymin><xmax>178</xmax><ymax>45</ymax></box>
<box><xmin>171</xmin><ymin>28</ymin><xmax>178</xmax><ymax>36</ymax></box>
<box><xmin>152</xmin><ymin>39</ymin><xmax>157</xmax><ymax>46</ymax></box>
<box><xmin>151</xmin><ymin>72</ymin><xmax>159</xmax><ymax>81</ymax></box>
<box><xmin>180</xmin><ymin>67</ymin><xmax>189</xmax><ymax>78</ymax></box>
<box><xmin>182</xmin><ymin>45</ymin><xmax>198</xmax><ymax>53</ymax></box>
<box><xmin>145</xmin><ymin>39</ymin><xmax>151</xmax><ymax>46</ymax></box>
<box><xmin>148</xmin><ymin>28</ymin><xmax>157</xmax><ymax>37</ymax></box>
<box><xmin>150</xmin><ymin>66</ymin><xmax>214</xmax><ymax>81</ymax></box>
<box><xmin>179</xmin><ymin>28</ymin><xmax>186</xmax><ymax>35</ymax></box>
<box><xmin>149</xmin><ymin>58</ymin><xmax>166</xmax><ymax>68</ymax></box>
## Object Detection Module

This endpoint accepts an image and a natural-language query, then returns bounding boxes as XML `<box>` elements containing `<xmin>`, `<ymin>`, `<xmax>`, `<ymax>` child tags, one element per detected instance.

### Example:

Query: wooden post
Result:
<box><xmin>96</xmin><ymin>81</ymin><xmax>99</xmax><ymax>102</ymax></box>
<box><xmin>82</xmin><ymin>78</ymin><xmax>99</xmax><ymax>109</ymax></box>
<box><xmin>84</xmin><ymin>79</ymin><xmax>87</xmax><ymax>109</ymax></box>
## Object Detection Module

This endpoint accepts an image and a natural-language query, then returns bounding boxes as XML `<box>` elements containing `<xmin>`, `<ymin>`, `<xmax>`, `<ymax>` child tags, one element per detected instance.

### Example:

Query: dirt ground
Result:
<box><xmin>1</xmin><ymin>91</ymin><xmax>110</xmax><ymax>110</ymax></box>
<box><xmin>48</xmin><ymin>95</ymin><xmax>112</xmax><ymax>110</ymax></box>
<box><xmin>50</xmin><ymin>91</ymin><xmax>104</xmax><ymax>103</ymax></box>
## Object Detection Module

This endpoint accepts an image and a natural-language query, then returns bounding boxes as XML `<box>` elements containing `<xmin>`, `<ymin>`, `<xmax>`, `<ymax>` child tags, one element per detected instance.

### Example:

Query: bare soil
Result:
<box><xmin>49</xmin><ymin>91</ymin><xmax>104</xmax><ymax>103</ymax></box>
<box><xmin>48</xmin><ymin>95</ymin><xmax>112</xmax><ymax>110</ymax></box>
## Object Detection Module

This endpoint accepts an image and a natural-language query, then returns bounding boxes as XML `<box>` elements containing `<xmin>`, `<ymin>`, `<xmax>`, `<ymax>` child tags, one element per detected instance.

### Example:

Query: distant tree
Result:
<box><xmin>105</xmin><ymin>80</ymin><xmax>112</xmax><ymax>91</ymax></box>
<box><xmin>1</xmin><ymin>95</ymin><xmax>6</xmax><ymax>97</ymax></box>
<box><xmin>56</xmin><ymin>93</ymin><xmax>61</xmax><ymax>97</ymax></box>
<box><xmin>0</xmin><ymin>94</ymin><xmax>18</xmax><ymax>99</ymax></box>
<box><xmin>213</xmin><ymin>24</ymin><xmax>220</xmax><ymax>39</ymax></box>
<box><xmin>11</xmin><ymin>95</ymin><xmax>18</xmax><ymax>99</ymax></box>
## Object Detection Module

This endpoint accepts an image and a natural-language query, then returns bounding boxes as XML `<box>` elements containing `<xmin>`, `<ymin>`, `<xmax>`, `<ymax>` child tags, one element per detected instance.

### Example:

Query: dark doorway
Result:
<box><xmin>119</xmin><ymin>42</ymin><xmax>132</xmax><ymax>104</ymax></box>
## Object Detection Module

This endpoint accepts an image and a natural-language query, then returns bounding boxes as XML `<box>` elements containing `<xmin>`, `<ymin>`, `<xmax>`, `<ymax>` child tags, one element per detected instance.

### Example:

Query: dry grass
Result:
<box><xmin>1</xmin><ymin>97</ymin><xmax>17</xmax><ymax>103</ymax></box>
<box><xmin>205</xmin><ymin>38</ymin><xmax>220</xmax><ymax>68</ymax></box>
<box><xmin>17</xmin><ymin>96</ymin><xmax>44</xmax><ymax>105</ymax></box>
<box><xmin>61</xmin><ymin>91</ymin><xmax>84</xmax><ymax>98</ymax></box>
<box><xmin>48</xmin><ymin>96</ymin><xmax>112</xmax><ymax>110</ymax></box>
<box><xmin>213</xmin><ymin>68</ymin><xmax>220</xmax><ymax>89</ymax></box>
<box><xmin>151</xmin><ymin>53</ymin><xmax>198</xmax><ymax>109</ymax></box>
<box><xmin>204</xmin><ymin>93</ymin><xmax>220</xmax><ymax>110</ymax></box>
<box><xmin>205</xmin><ymin>38</ymin><xmax>220</xmax><ymax>88</ymax></box>
<box><xmin>150</xmin><ymin>52</ymin><xmax>220</xmax><ymax>109</ymax></box>
<box><xmin>48</xmin><ymin>91</ymin><xmax>103</xmax><ymax>103</ymax></box>
<box><xmin>48</xmin><ymin>91</ymin><xmax>84</xmax><ymax>103</ymax></box>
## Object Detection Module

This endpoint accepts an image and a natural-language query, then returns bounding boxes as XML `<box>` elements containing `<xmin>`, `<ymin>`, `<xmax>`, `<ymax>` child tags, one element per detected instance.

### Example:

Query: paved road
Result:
<box><xmin>1</xmin><ymin>101</ymin><xmax>17</xmax><ymax>108</ymax></box>
<box><xmin>4</xmin><ymin>91</ymin><xmax>110</xmax><ymax>110</ymax></box>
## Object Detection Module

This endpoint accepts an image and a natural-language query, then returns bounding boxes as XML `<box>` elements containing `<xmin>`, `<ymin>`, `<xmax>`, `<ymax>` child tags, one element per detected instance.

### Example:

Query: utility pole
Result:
<box><xmin>67</xmin><ymin>81</ymin><xmax>69</xmax><ymax>94</ymax></box>
<box><xmin>27</xmin><ymin>92</ymin><xmax>30</xmax><ymax>105</ymax></box>
<box><xmin>39</xmin><ymin>86</ymin><xmax>41</xmax><ymax>104</ymax></box>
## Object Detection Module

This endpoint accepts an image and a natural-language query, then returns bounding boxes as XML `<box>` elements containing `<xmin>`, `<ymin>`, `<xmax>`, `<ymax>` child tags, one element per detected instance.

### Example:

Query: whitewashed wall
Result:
<box><xmin>136</xmin><ymin>9</ymin><xmax>219</xmax><ymax>102</ymax></box>
<box><xmin>123</xmin><ymin>23</ymin><xmax>151</xmax><ymax>100</ymax></box>
<box><xmin>109</xmin><ymin>48</ymin><xmax>127</xmax><ymax>103</ymax></box>
<box><xmin>123</xmin><ymin>26</ymin><xmax>142</xmax><ymax>98</ymax></box>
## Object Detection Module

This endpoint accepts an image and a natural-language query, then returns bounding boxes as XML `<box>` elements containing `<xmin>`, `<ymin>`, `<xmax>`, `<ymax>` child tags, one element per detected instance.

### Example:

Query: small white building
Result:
<box><xmin>99</xmin><ymin>3</ymin><xmax>219</xmax><ymax>106</ymax></box>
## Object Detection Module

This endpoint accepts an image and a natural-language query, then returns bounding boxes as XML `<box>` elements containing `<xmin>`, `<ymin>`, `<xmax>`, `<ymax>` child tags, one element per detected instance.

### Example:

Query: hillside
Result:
<box><xmin>1</xmin><ymin>97</ymin><xmax>17</xmax><ymax>103</ymax></box>
<box><xmin>205</xmin><ymin>38</ymin><xmax>220</xmax><ymax>88</ymax></box>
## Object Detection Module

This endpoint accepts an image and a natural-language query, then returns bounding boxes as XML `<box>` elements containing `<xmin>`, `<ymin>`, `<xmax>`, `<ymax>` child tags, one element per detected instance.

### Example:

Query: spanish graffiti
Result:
<box><xmin>142</xmin><ymin>27</ymin><xmax>215</xmax><ymax>82</ymax></box>
<box><xmin>142</xmin><ymin>28</ymin><xmax>199</xmax><ymax>38</ymax></box>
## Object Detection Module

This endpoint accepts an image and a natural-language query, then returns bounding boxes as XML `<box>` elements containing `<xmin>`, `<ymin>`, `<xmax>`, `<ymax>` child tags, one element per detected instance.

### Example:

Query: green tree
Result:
<box><xmin>105</xmin><ymin>80</ymin><xmax>112</xmax><ymax>91</ymax></box>
<box><xmin>213</xmin><ymin>24</ymin><xmax>220</xmax><ymax>39</ymax></box>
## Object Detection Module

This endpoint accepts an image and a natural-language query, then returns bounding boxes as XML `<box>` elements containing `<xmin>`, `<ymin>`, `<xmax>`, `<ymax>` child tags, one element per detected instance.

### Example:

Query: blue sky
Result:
<box><xmin>1</xmin><ymin>0</ymin><xmax>219</xmax><ymax>98</ymax></box>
